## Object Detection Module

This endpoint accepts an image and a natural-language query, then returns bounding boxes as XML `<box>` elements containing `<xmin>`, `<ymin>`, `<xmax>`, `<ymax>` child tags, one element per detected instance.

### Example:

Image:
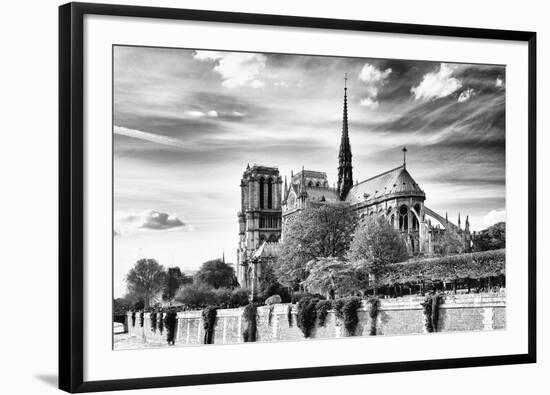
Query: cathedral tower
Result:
<box><xmin>337</xmin><ymin>74</ymin><xmax>353</xmax><ymax>199</ymax></box>
<box><xmin>236</xmin><ymin>165</ymin><xmax>282</xmax><ymax>287</ymax></box>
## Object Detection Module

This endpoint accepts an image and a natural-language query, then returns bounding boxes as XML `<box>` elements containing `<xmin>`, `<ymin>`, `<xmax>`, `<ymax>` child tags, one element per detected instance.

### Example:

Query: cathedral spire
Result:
<box><xmin>337</xmin><ymin>74</ymin><xmax>353</xmax><ymax>200</ymax></box>
<box><xmin>458</xmin><ymin>213</ymin><xmax>461</xmax><ymax>229</ymax></box>
<box><xmin>465</xmin><ymin>215</ymin><xmax>470</xmax><ymax>232</ymax></box>
<box><xmin>300</xmin><ymin>166</ymin><xmax>307</xmax><ymax>197</ymax></box>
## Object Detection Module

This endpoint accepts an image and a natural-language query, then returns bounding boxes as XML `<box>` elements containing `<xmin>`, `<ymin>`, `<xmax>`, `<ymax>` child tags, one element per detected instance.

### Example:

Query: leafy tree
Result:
<box><xmin>302</xmin><ymin>257</ymin><xmax>361</xmax><ymax>298</ymax></box>
<box><xmin>474</xmin><ymin>222</ymin><xmax>505</xmax><ymax>252</ymax></box>
<box><xmin>348</xmin><ymin>216</ymin><xmax>408</xmax><ymax>292</ymax></box>
<box><xmin>194</xmin><ymin>259</ymin><xmax>237</xmax><ymax>289</ymax></box>
<box><xmin>113</xmin><ymin>294</ymin><xmax>134</xmax><ymax>315</ymax></box>
<box><xmin>433</xmin><ymin>229</ymin><xmax>465</xmax><ymax>256</ymax></box>
<box><xmin>126</xmin><ymin>258</ymin><xmax>166</xmax><ymax>308</ymax></box>
<box><xmin>275</xmin><ymin>203</ymin><xmax>359</xmax><ymax>288</ymax></box>
<box><xmin>176</xmin><ymin>283</ymin><xmax>216</xmax><ymax>307</ymax></box>
<box><xmin>258</xmin><ymin>264</ymin><xmax>291</xmax><ymax>302</ymax></box>
<box><xmin>162</xmin><ymin>267</ymin><xmax>192</xmax><ymax>302</ymax></box>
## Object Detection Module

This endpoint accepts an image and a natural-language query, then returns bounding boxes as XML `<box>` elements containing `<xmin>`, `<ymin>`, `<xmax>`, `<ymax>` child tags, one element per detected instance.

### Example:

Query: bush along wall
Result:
<box><xmin>316</xmin><ymin>300</ymin><xmax>332</xmax><ymax>327</ymax></box>
<box><xmin>421</xmin><ymin>293</ymin><xmax>444</xmax><ymax>332</ymax></box>
<box><xmin>297</xmin><ymin>297</ymin><xmax>318</xmax><ymax>338</ymax></box>
<box><xmin>343</xmin><ymin>297</ymin><xmax>363</xmax><ymax>336</ymax></box>
<box><xmin>267</xmin><ymin>305</ymin><xmax>274</xmax><ymax>326</ymax></box>
<box><xmin>202</xmin><ymin>306</ymin><xmax>217</xmax><ymax>344</ymax></box>
<box><xmin>333</xmin><ymin>299</ymin><xmax>345</xmax><ymax>325</ymax></box>
<box><xmin>158</xmin><ymin>312</ymin><xmax>163</xmax><ymax>334</ymax></box>
<box><xmin>131</xmin><ymin>311</ymin><xmax>136</xmax><ymax>327</ymax></box>
<box><xmin>242</xmin><ymin>304</ymin><xmax>257</xmax><ymax>342</ymax></box>
<box><xmin>368</xmin><ymin>297</ymin><xmax>380</xmax><ymax>335</ymax></box>
<box><xmin>139</xmin><ymin>311</ymin><xmax>144</xmax><ymax>327</ymax></box>
<box><xmin>150</xmin><ymin>310</ymin><xmax>157</xmax><ymax>332</ymax></box>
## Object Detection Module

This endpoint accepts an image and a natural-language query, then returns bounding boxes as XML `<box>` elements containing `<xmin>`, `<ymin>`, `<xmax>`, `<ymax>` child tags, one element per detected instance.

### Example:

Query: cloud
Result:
<box><xmin>115</xmin><ymin>210</ymin><xmax>185</xmax><ymax>235</ymax></box>
<box><xmin>483</xmin><ymin>209</ymin><xmax>506</xmax><ymax>227</ymax></box>
<box><xmin>114</xmin><ymin>125</ymin><xmax>186</xmax><ymax>148</ymax></box>
<box><xmin>231</xmin><ymin>111</ymin><xmax>244</xmax><ymax>117</ymax></box>
<box><xmin>358</xmin><ymin>63</ymin><xmax>392</xmax><ymax>108</ymax></box>
<box><xmin>411</xmin><ymin>63</ymin><xmax>462</xmax><ymax>100</ymax></box>
<box><xmin>184</xmin><ymin>110</ymin><xmax>205</xmax><ymax>117</ymax></box>
<box><xmin>495</xmin><ymin>77</ymin><xmax>504</xmax><ymax>87</ymax></box>
<box><xmin>457</xmin><ymin>88</ymin><xmax>476</xmax><ymax>103</ymax></box>
<box><xmin>193</xmin><ymin>51</ymin><xmax>267</xmax><ymax>88</ymax></box>
<box><xmin>359</xmin><ymin>97</ymin><xmax>379</xmax><ymax>109</ymax></box>
<box><xmin>207</xmin><ymin>110</ymin><xmax>218</xmax><ymax>117</ymax></box>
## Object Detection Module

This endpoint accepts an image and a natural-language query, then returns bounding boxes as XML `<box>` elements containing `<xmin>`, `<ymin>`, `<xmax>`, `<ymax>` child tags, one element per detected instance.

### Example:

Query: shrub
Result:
<box><xmin>202</xmin><ymin>306</ymin><xmax>217</xmax><ymax>344</ymax></box>
<box><xmin>150</xmin><ymin>310</ymin><xmax>157</xmax><ymax>332</ymax></box>
<box><xmin>287</xmin><ymin>305</ymin><xmax>293</xmax><ymax>327</ymax></box>
<box><xmin>291</xmin><ymin>292</ymin><xmax>325</xmax><ymax>304</ymax></box>
<box><xmin>158</xmin><ymin>311</ymin><xmax>163</xmax><ymax>334</ymax></box>
<box><xmin>297</xmin><ymin>297</ymin><xmax>318</xmax><ymax>338</ymax></box>
<box><xmin>316</xmin><ymin>300</ymin><xmax>332</xmax><ymax>327</ymax></box>
<box><xmin>367</xmin><ymin>297</ymin><xmax>380</xmax><ymax>335</ymax></box>
<box><xmin>131</xmin><ymin>311</ymin><xmax>136</xmax><ymax>327</ymax></box>
<box><xmin>343</xmin><ymin>297</ymin><xmax>363</xmax><ymax>336</ymax></box>
<box><xmin>431</xmin><ymin>294</ymin><xmax>443</xmax><ymax>331</ymax></box>
<box><xmin>333</xmin><ymin>299</ymin><xmax>346</xmax><ymax>322</ymax></box>
<box><xmin>421</xmin><ymin>295</ymin><xmax>433</xmax><ymax>333</ymax></box>
<box><xmin>378</xmin><ymin>250</ymin><xmax>506</xmax><ymax>286</ymax></box>
<box><xmin>229</xmin><ymin>288</ymin><xmax>251</xmax><ymax>307</ymax></box>
<box><xmin>267</xmin><ymin>305</ymin><xmax>275</xmax><ymax>326</ymax></box>
<box><xmin>139</xmin><ymin>311</ymin><xmax>144</xmax><ymax>327</ymax></box>
<box><xmin>242</xmin><ymin>304</ymin><xmax>257</xmax><ymax>342</ymax></box>
<box><xmin>266</xmin><ymin>294</ymin><xmax>282</xmax><ymax>305</ymax></box>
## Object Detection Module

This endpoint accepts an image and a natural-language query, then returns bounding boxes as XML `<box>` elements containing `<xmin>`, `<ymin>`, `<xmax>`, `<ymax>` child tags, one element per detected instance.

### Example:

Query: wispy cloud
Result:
<box><xmin>114</xmin><ymin>125</ymin><xmax>186</xmax><ymax>148</ymax></box>
<box><xmin>411</xmin><ymin>63</ymin><xmax>462</xmax><ymax>101</ymax></box>
<box><xmin>457</xmin><ymin>88</ymin><xmax>476</xmax><ymax>103</ymax></box>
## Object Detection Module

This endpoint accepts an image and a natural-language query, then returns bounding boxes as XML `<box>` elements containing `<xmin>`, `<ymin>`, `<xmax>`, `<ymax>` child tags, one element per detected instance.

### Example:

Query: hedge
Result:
<box><xmin>377</xmin><ymin>249</ymin><xmax>505</xmax><ymax>286</ymax></box>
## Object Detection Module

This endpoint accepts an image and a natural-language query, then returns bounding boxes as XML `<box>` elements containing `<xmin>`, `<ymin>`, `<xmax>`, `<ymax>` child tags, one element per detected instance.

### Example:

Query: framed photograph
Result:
<box><xmin>59</xmin><ymin>2</ymin><xmax>536</xmax><ymax>393</ymax></box>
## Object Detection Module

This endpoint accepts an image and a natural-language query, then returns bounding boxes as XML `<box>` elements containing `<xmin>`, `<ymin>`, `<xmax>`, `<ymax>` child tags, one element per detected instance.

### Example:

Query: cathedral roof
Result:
<box><xmin>345</xmin><ymin>165</ymin><xmax>425</xmax><ymax>205</ymax></box>
<box><xmin>303</xmin><ymin>186</ymin><xmax>341</xmax><ymax>203</ymax></box>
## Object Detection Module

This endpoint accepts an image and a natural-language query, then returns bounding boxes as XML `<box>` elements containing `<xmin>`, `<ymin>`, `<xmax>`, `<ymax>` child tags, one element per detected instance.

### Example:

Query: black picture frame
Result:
<box><xmin>59</xmin><ymin>2</ymin><xmax>537</xmax><ymax>393</ymax></box>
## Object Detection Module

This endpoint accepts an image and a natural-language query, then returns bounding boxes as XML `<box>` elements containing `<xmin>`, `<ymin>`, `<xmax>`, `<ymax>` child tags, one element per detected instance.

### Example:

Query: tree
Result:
<box><xmin>433</xmin><ymin>229</ymin><xmax>465</xmax><ymax>256</ymax></box>
<box><xmin>113</xmin><ymin>294</ymin><xmax>135</xmax><ymax>315</ymax></box>
<box><xmin>126</xmin><ymin>258</ymin><xmax>166</xmax><ymax>308</ymax></box>
<box><xmin>474</xmin><ymin>222</ymin><xmax>505</xmax><ymax>252</ymax></box>
<box><xmin>194</xmin><ymin>259</ymin><xmax>237</xmax><ymax>289</ymax></box>
<box><xmin>162</xmin><ymin>267</ymin><xmax>192</xmax><ymax>302</ymax></box>
<box><xmin>302</xmin><ymin>257</ymin><xmax>361</xmax><ymax>298</ymax></box>
<box><xmin>275</xmin><ymin>203</ymin><xmax>359</xmax><ymax>288</ymax></box>
<box><xmin>348</xmin><ymin>216</ymin><xmax>408</xmax><ymax>292</ymax></box>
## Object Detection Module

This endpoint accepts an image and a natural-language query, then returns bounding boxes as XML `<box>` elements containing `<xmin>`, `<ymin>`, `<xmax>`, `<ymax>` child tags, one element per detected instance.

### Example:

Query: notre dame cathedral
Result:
<box><xmin>236</xmin><ymin>80</ymin><xmax>472</xmax><ymax>289</ymax></box>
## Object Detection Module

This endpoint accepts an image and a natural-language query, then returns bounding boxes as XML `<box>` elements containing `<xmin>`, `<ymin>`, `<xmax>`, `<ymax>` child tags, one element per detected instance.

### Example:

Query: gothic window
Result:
<box><xmin>267</xmin><ymin>178</ymin><xmax>273</xmax><ymax>209</ymax></box>
<box><xmin>259</xmin><ymin>177</ymin><xmax>265</xmax><ymax>209</ymax></box>
<box><xmin>268</xmin><ymin>234</ymin><xmax>278</xmax><ymax>243</ymax></box>
<box><xmin>412</xmin><ymin>213</ymin><xmax>419</xmax><ymax>230</ymax></box>
<box><xmin>316</xmin><ymin>182</ymin><xmax>321</xmax><ymax>187</ymax></box>
<box><xmin>399</xmin><ymin>205</ymin><xmax>409</xmax><ymax>231</ymax></box>
<box><xmin>308</xmin><ymin>181</ymin><xmax>313</xmax><ymax>187</ymax></box>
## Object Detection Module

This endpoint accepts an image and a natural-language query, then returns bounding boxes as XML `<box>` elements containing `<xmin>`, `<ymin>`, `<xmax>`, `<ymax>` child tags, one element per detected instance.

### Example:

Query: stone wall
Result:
<box><xmin>126</xmin><ymin>292</ymin><xmax>505</xmax><ymax>346</ymax></box>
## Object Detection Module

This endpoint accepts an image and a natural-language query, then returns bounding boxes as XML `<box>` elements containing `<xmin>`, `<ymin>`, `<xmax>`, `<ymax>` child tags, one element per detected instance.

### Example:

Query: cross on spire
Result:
<box><xmin>402</xmin><ymin>146</ymin><xmax>407</xmax><ymax>168</ymax></box>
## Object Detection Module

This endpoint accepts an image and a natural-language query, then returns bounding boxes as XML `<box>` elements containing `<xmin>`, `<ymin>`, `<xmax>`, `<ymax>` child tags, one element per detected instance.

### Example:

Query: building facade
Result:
<box><xmin>236</xmin><ymin>81</ymin><xmax>471</xmax><ymax>289</ymax></box>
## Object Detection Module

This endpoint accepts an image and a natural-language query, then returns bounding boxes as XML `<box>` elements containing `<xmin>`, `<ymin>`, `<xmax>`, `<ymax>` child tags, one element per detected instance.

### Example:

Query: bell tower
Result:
<box><xmin>236</xmin><ymin>165</ymin><xmax>282</xmax><ymax>287</ymax></box>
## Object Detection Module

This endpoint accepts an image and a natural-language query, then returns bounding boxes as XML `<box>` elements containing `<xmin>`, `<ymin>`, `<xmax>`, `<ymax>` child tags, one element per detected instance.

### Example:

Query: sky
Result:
<box><xmin>113</xmin><ymin>45</ymin><xmax>506</xmax><ymax>297</ymax></box>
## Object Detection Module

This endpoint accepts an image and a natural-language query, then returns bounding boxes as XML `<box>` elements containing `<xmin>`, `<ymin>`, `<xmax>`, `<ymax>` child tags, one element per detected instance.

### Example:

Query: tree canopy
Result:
<box><xmin>274</xmin><ymin>203</ymin><xmax>359</xmax><ymax>288</ymax></box>
<box><xmin>302</xmin><ymin>257</ymin><xmax>362</xmax><ymax>298</ymax></box>
<box><xmin>433</xmin><ymin>229</ymin><xmax>465</xmax><ymax>256</ymax></box>
<box><xmin>126</xmin><ymin>258</ymin><xmax>166</xmax><ymax>308</ymax></box>
<box><xmin>474</xmin><ymin>222</ymin><xmax>505</xmax><ymax>251</ymax></box>
<box><xmin>194</xmin><ymin>259</ymin><xmax>237</xmax><ymax>289</ymax></box>
<box><xmin>348</xmin><ymin>215</ymin><xmax>408</xmax><ymax>289</ymax></box>
<box><xmin>162</xmin><ymin>266</ymin><xmax>192</xmax><ymax>302</ymax></box>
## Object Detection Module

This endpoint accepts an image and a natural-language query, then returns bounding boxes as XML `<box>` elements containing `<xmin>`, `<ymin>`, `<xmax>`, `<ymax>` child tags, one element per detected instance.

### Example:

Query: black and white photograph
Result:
<box><xmin>113</xmin><ymin>46</ymin><xmax>507</xmax><ymax>349</ymax></box>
